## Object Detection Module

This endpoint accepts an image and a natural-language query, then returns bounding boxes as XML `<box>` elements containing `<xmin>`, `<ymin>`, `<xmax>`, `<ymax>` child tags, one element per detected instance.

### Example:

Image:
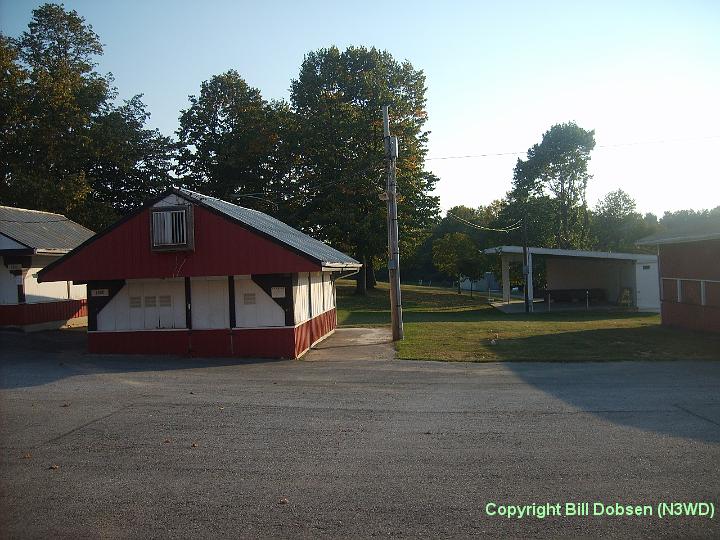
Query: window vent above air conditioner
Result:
<box><xmin>151</xmin><ymin>205</ymin><xmax>195</xmax><ymax>251</ymax></box>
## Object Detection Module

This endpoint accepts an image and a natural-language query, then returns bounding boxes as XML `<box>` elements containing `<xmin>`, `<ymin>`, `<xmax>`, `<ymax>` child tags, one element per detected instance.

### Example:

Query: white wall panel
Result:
<box><xmin>635</xmin><ymin>262</ymin><xmax>660</xmax><ymax>310</ymax></box>
<box><xmin>234</xmin><ymin>276</ymin><xmax>284</xmax><ymax>327</ymax></box>
<box><xmin>322</xmin><ymin>272</ymin><xmax>335</xmax><ymax>311</ymax></box>
<box><xmin>192</xmin><ymin>277</ymin><xmax>229</xmax><ymax>329</ymax></box>
<box><xmin>293</xmin><ymin>272</ymin><xmax>310</xmax><ymax>324</ymax></box>
<box><xmin>98</xmin><ymin>279</ymin><xmax>185</xmax><ymax>331</ymax></box>
<box><xmin>69</xmin><ymin>282</ymin><xmax>86</xmax><ymax>300</ymax></box>
<box><xmin>310</xmin><ymin>272</ymin><xmax>323</xmax><ymax>317</ymax></box>
<box><xmin>23</xmin><ymin>256</ymin><xmax>70</xmax><ymax>303</ymax></box>
<box><xmin>0</xmin><ymin>262</ymin><xmax>17</xmax><ymax>304</ymax></box>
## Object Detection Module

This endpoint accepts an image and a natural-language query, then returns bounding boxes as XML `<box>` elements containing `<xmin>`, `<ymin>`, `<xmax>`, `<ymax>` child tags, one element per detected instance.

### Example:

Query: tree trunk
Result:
<box><xmin>365</xmin><ymin>258</ymin><xmax>377</xmax><ymax>289</ymax></box>
<box><xmin>457</xmin><ymin>275</ymin><xmax>461</xmax><ymax>294</ymax></box>
<box><xmin>355</xmin><ymin>255</ymin><xmax>367</xmax><ymax>296</ymax></box>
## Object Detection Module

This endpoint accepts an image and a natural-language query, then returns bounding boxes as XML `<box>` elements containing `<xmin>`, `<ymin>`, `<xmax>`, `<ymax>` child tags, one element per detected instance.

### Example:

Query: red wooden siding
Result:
<box><xmin>231</xmin><ymin>328</ymin><xmax>296</xmax><ymax>358</ymax></box>
<box><xmin>659</xmin><ymin>240</ymin><xmax>720</xmax><ymax>281</ymax></box>
<box><xmin>707</xmin><ymin>282</ymin><xmax>720</xmax><ymax>307</ymax></box>
<box><xmin>0</xmin><ymin>299</ymin><xmax>87</xmax><ymax>327</ymax></box>
<box><xmin>294</xmin><ymin>309</ymin><xmax>337</xmax><ymax>358</ymax></box>
<box><xmin>657</xmin><ymin>239</ymin><xmax>720</xmax><ymax>332</ymax></box>
<box><xmin>41</xmin><ymin>205</ymin><xmax>320</xmax><ymax>283</ymax></box>
<box><xmin>88</xmin><ymin>330</ymin><xmax>190</xmax><ymax>355</ymax></box>
<box><xmin>86</xmin><ymin>309</ymin><xmax>336</xmax><ymax>358</ymax></box>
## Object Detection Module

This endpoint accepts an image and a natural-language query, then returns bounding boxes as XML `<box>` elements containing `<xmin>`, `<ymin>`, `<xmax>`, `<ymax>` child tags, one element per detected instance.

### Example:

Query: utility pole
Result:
<box><xmin>383</xmin><ymin>105</ymin><xmax>403</xmax><ymax>341</ymax></box>
<box><xmin>522</xmin><ymin>215</ymin><xmax>530</xmax><ymax>313</ymax></box>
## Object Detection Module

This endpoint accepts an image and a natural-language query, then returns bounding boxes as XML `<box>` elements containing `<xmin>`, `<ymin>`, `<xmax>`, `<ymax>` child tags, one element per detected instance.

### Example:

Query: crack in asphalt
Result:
<box><xmin>674</xmin><ymin>404</ymin><xmax>720</xmax><ymax>429</ymax></box>
<box><xmin>41</xmin><ymin>405</ymin><xmax>132</xmax><ymax>447</ymax></box>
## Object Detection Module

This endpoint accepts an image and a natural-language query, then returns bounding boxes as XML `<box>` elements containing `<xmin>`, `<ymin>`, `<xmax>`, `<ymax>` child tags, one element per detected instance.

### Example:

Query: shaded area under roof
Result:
<box><xmin>174</xmin><ymin>188</ymin><xmax>361</xmax><ymax>267</ymax></box>
<box><xmin>0</xmin><ymin>206</ymin><xmax>94</xmax><ymax>253</ymax></box>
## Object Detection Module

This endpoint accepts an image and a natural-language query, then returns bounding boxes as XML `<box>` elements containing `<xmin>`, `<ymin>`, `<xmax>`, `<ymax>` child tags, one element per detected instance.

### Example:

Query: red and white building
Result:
<box><xmin>638</xmin><ymin>227</ymin><xmax>720</xmax><ymax>333</ymax></box>
<box><xmin>38</xmin><ymin>188</ymin><xmax>361</xmax><ymax>358</ymax></box>
<box><xmin>0</xmin><ymin>206</ymin><xmax>93</xmax><ymax>330</ymax></box>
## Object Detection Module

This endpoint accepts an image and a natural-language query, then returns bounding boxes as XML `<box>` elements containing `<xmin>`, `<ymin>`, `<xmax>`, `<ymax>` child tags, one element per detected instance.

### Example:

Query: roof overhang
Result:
<box><xmin>321</xmin><ymin>262</ymin><xmax>363</xmax><ymax>272</ymax></box>
<box><xmin>637</xmin><ymin>231</ymin><xmax>720</xmax><ymax>245</ymax></box>
<box><xmin>484</xmin><ymin>245</ymin><xmax>657</xmax><ymax>263</ymax></box>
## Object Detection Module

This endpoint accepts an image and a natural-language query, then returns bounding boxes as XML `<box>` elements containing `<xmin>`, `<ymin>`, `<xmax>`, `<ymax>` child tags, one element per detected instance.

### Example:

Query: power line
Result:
<box><xmin>426</xmin><ymin>134</ymin><xmax>720</xmax><ymax>161</ymax></box>
<box><xmin>446</xmin><ymin>212</ymin><xmax>522</xmax><ymax>233</ymax></box>
<box><xmin>232</xmin><ymin>161</ymin><xmax>386</xmax><ymax>203</ymax></box>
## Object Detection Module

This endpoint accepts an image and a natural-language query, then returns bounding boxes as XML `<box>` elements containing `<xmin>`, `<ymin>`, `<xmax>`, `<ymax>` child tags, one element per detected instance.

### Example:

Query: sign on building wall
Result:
<box><xmin>91</xmin><ymin>288</ymin><xmax>109</xmax><ymax>297</ymax></box>
<box><xmin>271</xmin><ymin>287</ymin><xmax>286</xmax><ymax>299</ymax></box>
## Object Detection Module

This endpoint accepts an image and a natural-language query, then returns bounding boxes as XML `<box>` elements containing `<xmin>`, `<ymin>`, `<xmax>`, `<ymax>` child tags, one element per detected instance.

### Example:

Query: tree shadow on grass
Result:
<box><xmin>494</xmin><ymin>325</ymin><xmax>720</xmax><ymax>443</ymax></box>
<box><xmin>492</xmin><ymin>324</ymin><xmax>720</xmax><ymax>362</ymax></box>
<box><xmin>0</xmin><ymin>329</ymin><xmax>286</xmax><ymax>390</ymax></box>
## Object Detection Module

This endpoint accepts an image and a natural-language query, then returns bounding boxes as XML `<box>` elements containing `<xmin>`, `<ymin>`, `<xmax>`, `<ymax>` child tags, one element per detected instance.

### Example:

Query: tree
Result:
<box><xmin>176</xmin><ymin>70</ymin><xmax>295</xmax><ymax>214</ymax></box>
<box><xmin>432</xmin><ymin>232</ymin><xmax>479</xmax><ymax>293</ymax></box>
<box><xmin>0</xmin><ymin>4</ymin><xmax>176</xmax><ymax>230</ymax></box>
<box><xmin>659</xmin><ymin>207</ymin><xmax>720</xmax><ymax>231</ymax></box>
<box><xmin>0</xmin><ymin>35</ymin><xmax>28</xmax><ymax>195</ymax></box>
<box><xmin>0</xmin><ymin>3</ymin><xmax>108</xmax><ymax>221</ymax></box>
<box><xmin>88</xmin><ymin>95</ymin><xmax>175</xmax><ymax>216</ymax></box>
<box><xmin>590</xmin><ymin>189</ymin><xmax>657</xmax><ymax>252</ymax></box>
<box><xmin>290</xmin><ymin>46</ymin><xmax>439</xmax><ymax>294</ymax></box>
<box><xmin>511</xmin><ymin>122</ymin><xmax>596</xmax><ymax>248</ymax></box>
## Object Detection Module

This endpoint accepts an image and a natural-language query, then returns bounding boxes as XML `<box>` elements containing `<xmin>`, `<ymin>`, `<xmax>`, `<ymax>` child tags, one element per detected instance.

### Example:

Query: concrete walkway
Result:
<box><xmin>302</xmin><ymin>327</ymin><xmax>395</xmax><ymax>362</ymax></box>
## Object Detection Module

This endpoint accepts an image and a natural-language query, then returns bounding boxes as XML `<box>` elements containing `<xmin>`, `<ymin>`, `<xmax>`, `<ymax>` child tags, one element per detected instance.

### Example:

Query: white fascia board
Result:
<box><xmin>484</xmin><ymin>245</ymin><xmax>656</xmax><ymax>263</ymax></box>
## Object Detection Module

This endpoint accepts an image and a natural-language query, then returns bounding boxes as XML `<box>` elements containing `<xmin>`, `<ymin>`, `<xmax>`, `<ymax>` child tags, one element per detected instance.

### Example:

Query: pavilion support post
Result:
<box><xmin>527</xmin><ymin>251</ymin><xmax>534</xmax><ymax>313</ymax></box>
<box><xmin>501</xmin><ymin>256</ymin><xmax>511</xmax><ymax>304</ymax></box>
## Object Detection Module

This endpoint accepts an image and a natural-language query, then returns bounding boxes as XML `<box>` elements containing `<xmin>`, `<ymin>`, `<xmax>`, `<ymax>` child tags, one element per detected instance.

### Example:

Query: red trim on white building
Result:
<box><xmin>87</xmin><ymin>308</ymin><xmax>337</xmax><ymax>359</ymax></box>
<box><xmin>0</xmin><ymin>299</ymin><xmax>87</xmax><ymax>329</ymax></box>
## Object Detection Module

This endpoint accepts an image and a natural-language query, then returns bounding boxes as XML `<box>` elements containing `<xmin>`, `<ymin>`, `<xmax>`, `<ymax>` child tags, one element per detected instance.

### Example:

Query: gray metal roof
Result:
<box><xmin>175</xmin><ymin>188</ymin><xmax>361</xmax><ymax>267</ymax></box>
<box><xmin>637</xmin><ymin>224</ymin><xmax>720</xmax><ymax>245</ymax></box>
<box><xmin>0</xmin><ymin>206</ymin><xmax>95</xmax><ymax>253</ymax></box>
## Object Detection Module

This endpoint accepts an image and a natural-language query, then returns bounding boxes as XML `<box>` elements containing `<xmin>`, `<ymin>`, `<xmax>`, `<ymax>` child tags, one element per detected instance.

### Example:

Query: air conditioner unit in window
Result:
<box><xmin>151</xmin><ymin>205</ymin><xmax>195</xmax><ymax>251</ymax></box>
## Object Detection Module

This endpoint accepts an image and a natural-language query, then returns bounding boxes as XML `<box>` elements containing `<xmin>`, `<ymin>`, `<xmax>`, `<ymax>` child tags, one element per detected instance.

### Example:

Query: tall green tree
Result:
<box><xmin>0</xmin><ymin>35</ymin><xmax>28</xmax><ymax>192</ymax></box>
<box><xmin>88</xmin><ymin>95</ymin><xmax>175</xmax><ymax>216</ymax></box>
<box><xmin>176</xmin><ymin>70</ymin><xmax>296</xmax><ymax>214</ymax></box>
<box><xmin>0</xmin><ymin>3</ymin><xmax>175</xmax><ymax>229</ymax></box>
<box><xmin>432</xmin><ymin>232</ymin><xmax>479</xmax><ymax>293</ymax></box>
<box><xmin>511</xmin><ymin>122</ymin><xmax>596</xmax><ymax>248</ymax></box>
<box><xmin>659</xmin><ymin>207</ymin><xmax>720</xmax><ymax>231</ymax></box>
<box><xmin>290</xmin><ymin>46</ymin><xmax>439</xmax><ymax>294</ymax></box>
<box><xmin>0</xmin><ymin>3</ymin><xmax>108</xmax><ymax>219</ymax></box>
<box><xmin>590</xmin><ymin>189</ymin><xmax>658</xmax><ymax>252</ymax></box>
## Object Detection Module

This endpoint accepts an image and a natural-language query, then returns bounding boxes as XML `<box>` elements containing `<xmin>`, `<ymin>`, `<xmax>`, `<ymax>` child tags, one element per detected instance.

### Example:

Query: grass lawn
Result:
<box><xmin>336</xmin><ymin>280</ymin><xmax>720</xmax><ymax>362</ymax></box>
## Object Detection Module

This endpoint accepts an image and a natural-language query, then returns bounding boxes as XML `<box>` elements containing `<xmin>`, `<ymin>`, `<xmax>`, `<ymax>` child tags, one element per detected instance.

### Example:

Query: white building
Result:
<box><xmin>484</xmin><ymin>246</ymin><xmax>660</xmax><ymax>312</ymax></box>
<box><xmin>0</xmin><ymin>206</ymin><xmax>93</xmax><ymax>329</ymax></box>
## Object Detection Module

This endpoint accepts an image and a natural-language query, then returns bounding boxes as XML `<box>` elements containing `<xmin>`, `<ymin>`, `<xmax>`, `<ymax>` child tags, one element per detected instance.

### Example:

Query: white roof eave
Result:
<box><xmin>483</xmin><ymin>245</ymin><xmax>657</xmax><ymax>263</ymax></box>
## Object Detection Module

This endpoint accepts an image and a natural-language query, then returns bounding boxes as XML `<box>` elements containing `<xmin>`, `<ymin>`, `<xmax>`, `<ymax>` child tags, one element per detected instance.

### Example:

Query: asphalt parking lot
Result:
<box><xmin>1</xmin><ymin>329</ymin><xmax>719</xmax><ymax>539</ymax></box>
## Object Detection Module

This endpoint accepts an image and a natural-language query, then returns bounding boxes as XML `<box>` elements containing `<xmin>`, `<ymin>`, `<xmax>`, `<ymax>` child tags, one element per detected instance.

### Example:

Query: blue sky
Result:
<box><xmin>2</xmin><ymin>0</ymin><xmax>719</xmax><ymax>216</ymax></box>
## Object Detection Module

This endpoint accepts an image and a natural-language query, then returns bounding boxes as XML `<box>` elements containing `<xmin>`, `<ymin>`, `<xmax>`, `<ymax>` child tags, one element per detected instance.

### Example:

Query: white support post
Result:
<box><xmin>501</xmin><ymin>256</ymin><xmax>511</xmax><ymax>304</ymax></box>
<box><xmin>527</xmin><ymin>251</ymin><xmax>534</xmax><ymax>313</ymax></box>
